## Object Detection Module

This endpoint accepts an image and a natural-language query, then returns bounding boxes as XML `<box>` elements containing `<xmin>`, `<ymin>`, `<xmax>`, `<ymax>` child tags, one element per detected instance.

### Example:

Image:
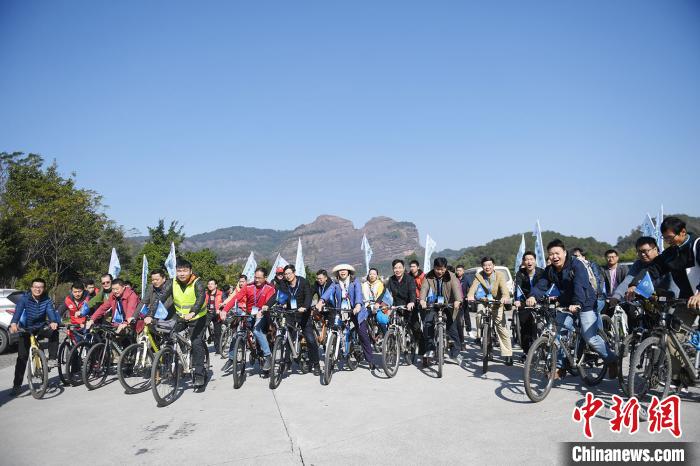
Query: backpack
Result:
<box><xmin>571</xmin><ymin>257</ymin><xmax>602</xmax><ymax>296</ymax></box>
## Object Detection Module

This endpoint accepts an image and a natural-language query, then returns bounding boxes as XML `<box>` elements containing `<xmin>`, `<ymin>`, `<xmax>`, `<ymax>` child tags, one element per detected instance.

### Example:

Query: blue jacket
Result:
<box><xmin>11</xmin><ymin>292</ymin><xmax>61</xmax><ymax>331</ymax></box>
<box><xmin>320</xmin><ymin>279</ymin><xmax>364</xmax><ymax>309</ymax></box>
<box><xmin>532</xmin><ymin>256</ymin><xmax>597</xmax><ymax>311</ymax></box>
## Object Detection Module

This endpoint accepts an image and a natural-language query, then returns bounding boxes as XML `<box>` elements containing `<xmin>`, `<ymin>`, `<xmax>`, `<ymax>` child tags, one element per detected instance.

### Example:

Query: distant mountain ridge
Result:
<box><xmin>127</xmin><ymin>213</ymin><xmax>699</xmax><ymax>272</ymax></box>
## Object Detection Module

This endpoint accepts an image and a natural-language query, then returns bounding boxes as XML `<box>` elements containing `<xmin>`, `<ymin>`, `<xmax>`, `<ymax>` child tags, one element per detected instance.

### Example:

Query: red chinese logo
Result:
<box><xmin>648</xmin><ymin>395</ymin><xmax>682</xmax><ymax>438</ymax></box>
<box><xmin>572</xmin><ymin>392</ymin><xmax>604</xmax><ymax>439</ymax></box>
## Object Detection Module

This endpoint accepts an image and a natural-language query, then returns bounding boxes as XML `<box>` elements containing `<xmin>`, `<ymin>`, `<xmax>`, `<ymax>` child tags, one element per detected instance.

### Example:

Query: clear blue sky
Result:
<box><xmin>1</xmin><ymin>1</ymin><xmax>698</xmax><ymax>250</ymax></box>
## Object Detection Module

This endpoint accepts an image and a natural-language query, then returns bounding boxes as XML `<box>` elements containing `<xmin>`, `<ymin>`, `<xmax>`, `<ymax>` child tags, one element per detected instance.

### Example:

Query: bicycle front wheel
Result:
<box><xmin>524</xmin><ymin>335</ymin><xmax>556</xmax><ymax>402</ymax></box>
<box><xmin>57</xmin><ymin>339</ymin><xmax>73</xmax><ymax>386</ymax></box>
<box><xmin>617</xmin><ymin>333</ymin><xmax>637</xmax><ymax>397</ymax></box>
<box><xmin>322</xmin><ymin>332</ymin><xmax>337</xmax><ymax>386</ymax></box>
<box><xmin>382</xmin><ymin>328</ymin><xmax>399</xmax><ymax>378</ymax></box>
<box><xmin>118</xmin><ymin>343</ymin><xmax>154</xmax><ymax>394</ymax></box>
<box><xmin>26</xmin><ymin>346</ymin><xmax>48</xmax><ymax>399</ymax></box>
<box><xmin>66</xmin><ymin>341</ymin><xmax>90</xmax><ymax>386</ymax></box>
<box><xmin>481</xmin><ymin>322</ymin><xmax>490</xmax><ymax>374</ymax></box>
<box><xmin>232</xmin><ymin>335</ymin><xmax>246</xmax><ymax>389</ymax></box>
<box><xmin>579</xmin><ymin>327</ymin><xmax>610</xmax><ymax>386</ymax></box>
<box><xmin>151</xmin><ymin>346</ymin><xmax>181</xmax><ymax>407</ymax></box>
<box><xmin>269</xmin><ymin>336</ymin><xmax>285</xmax><ymax>389</ymax></box>
<box><xmin>82</xmin><ymin>342</ymin><xmax>110</xmax><ymax>390</ymax></box>
<box><xmin>437</xmin><ymin>324</ymin><xmax>444</xmax><ymax>378</ymax></box>
<box><xmin>219</xmin><ymin>326</ymin><xmax>233</xmax><ymax>360</ymax></box>
<box><xmin>629</xmin><ymin>336</ymin><xmax>671</xmax><ymax>402</ymax></box>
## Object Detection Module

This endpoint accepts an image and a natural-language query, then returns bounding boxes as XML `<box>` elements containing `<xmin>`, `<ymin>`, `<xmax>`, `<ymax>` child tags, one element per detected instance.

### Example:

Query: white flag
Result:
<box><xmin>108</xmin><ymin>248</ymin><xmax>121</xmax><ymax>279</ymax></box>
<box><xmin>656</xmin><ymin>205</ymin><xmax>664</xmax><ymax>253</ymax></box>
<box><xmin>533</xmin><ymin>220</ymin><xmax>546</xmax><ymax>270</ymax></box>
<box><xmin>423</xmin><ymin>234</ymin><xmax>437</xmax><ymax>271</ymax></box>
<box><xmin>164</xmin><ymin>242</ymin><xmax>177</xmax><ymax>279</ymax></box>
<box><xmin>267</xmin><ymin>253</ymin><xmax>289</xmax><ymax>283</ymax></box>
<box><xmin>360</xmin><ymin>234</ymin><xmax>373</xmax><ymax>275</ymax></box>
<box><xmin>641</xmin><ymin>213</ymin><xmax>656</xmax><ymax>238</ymax></box>
<box><xmin>514</xmin><ymin>234</ymin><xmax>526</xmax><ymax>277</ymax></box>
<box><xmin>241</xmin><ymin>251</ymin><xmax>257</xmax><ymax>282</ymax></box>
<box><xmin>141</xmin><ymin>255</ymin><xmax>149</xmax><ymax>299</ymax></box>
<box><xmin>295</xmin><ymin>238</ymin><xmax>306</xmax><ymax>278</ymax></box>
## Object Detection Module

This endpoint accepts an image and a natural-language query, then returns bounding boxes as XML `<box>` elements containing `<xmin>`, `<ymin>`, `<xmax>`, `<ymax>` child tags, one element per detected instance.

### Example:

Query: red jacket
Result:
<box><xmin>92</xmin><ymin>287</ymin><xmax>141</xmax><ymax>325</ymax></box>
<box><xmin>62</xmin><ymin>294</ymin><xmax>90</xmax><ymax>325</ymax></box>
<box><xmin>412</xmin><ymin>271</ymin><xmax>425</xmax><ymax>300</ymax></box>
<box><xmin>224</xmin><ymin>283</ymin><xmax>275</xmax><ymax>313</ymax></box>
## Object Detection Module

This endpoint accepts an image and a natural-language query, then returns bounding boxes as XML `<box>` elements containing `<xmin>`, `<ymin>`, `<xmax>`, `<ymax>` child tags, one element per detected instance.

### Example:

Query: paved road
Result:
<box><xmin>1</xmin><ymin>333</ymin><xmax>697</xmax><ymax>465</ymax></box>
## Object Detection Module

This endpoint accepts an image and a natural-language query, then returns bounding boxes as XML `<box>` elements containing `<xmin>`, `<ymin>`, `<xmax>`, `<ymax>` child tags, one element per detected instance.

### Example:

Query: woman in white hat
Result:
<box><xmin>315</xmin><ymin>263</ymin><xmax>375</xmax><ymax>370</ymax></box>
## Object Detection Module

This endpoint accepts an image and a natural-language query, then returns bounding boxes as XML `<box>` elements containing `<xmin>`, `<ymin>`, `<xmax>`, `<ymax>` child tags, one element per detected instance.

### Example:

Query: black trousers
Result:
<box><xmin>291</xmin><ymin>312</ymin><xmax>320</xmax><ymax>365</ymax></box>
<box><xmin>462</xmin><ymin>302</ymin><xmax>473</xmax><ymax>332</ymax></box>
<box><xmin>410</xmin><ymin>307</ymin><xmax>425</xmax><ymax>354</ymax></box>
<box><xmin>517</xmin><ymin>307</ymin><xmax>537</xmax><ymax>354</ymax></box>
<box><xmin>207</xmin><ymin>312</ymin><xmax>223</xmax><ymax>353</ymax></box>
<box><xmin>175</xmin><ymin>317</ymin><xmax>207</xmax><ymax>377</ymax></box>
<box><xmin>13</xmin><ymin>328</ymin><xmax>59</xmax><ymax>387</ymax></box>
<box><xmin>423</xmin><ymin>308</ymin><xmax>462</xmax><ymax>353</ymax></box>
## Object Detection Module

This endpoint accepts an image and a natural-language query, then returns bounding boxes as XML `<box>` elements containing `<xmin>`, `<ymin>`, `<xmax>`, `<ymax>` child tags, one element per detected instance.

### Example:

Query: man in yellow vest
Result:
<box><xmin>149</xmin><ymin>258</ymin><xmax>208</xmax><ymax>388</ymax></box>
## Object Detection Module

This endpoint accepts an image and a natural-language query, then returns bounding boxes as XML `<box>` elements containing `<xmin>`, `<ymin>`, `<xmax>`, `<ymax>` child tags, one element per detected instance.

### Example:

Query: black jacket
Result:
<box><xmin>514</xmin><ymin>267</ymin><xmax>546</xmax><ymax>298</ymax></box>
<box><xmin>267</xmin><ymin>276</ymin><xmax>313</xmax><ymax>310</ymax></box>
<box><xmin>638</xmin><ymin>233</ymin><xmax>700</xmax><ymax>299</ymax></box>
<box><xmin>387</xmin><ymin>274</ymin><xmax>417</xmax><ymax>307</ymax></box>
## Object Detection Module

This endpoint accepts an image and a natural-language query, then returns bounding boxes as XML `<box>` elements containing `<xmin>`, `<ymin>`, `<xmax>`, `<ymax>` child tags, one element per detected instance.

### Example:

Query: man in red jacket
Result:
<box><xmin>57</xmin><ymin>281</ymin><xmax>91</xmax><ymax>325</ymax></box>
<box><xmin>86</xmin><ymin>278</ymin><xmax>142</xmax><ymax>337</ymax></box>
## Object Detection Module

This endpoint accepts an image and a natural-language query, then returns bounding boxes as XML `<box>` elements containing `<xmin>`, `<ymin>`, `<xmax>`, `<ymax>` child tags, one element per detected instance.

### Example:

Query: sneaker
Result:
<box><xmin>222</xmin><ymin>360</ymin><xmax>233</xmax><ymax>372</ymax></box>
<box><xmin>474</xmin><ymin>337</ymin><xmax>481</xmax><ymax>345</ymax></box>
<box><xmin>47</xmin><ymin>359</ymin><xmax>59</xmax><ymax>369</ymax></box>
<box><xmin>194</xmin><ymin>373</ymin><xmax>205</xmax><ymax>388</ymax></box>
<box><xmin>504</xmin><ymin>356</ymin><xmax>513</xmax><ymax>366</ymax></box>
<box><xmin>519</xmin><ymin>353</ymin><xmax>527</xmax><ymax>363</ymax></box>
<box><xmin>11</xmin><ymin>385</ymin><xmax>21</xmax><ymax>397</ymax></box>
<box><xmin>424</xmin><ymin>350</ymin><xmax>435</xmax><ymax>359</ymax></box>
<box><xmin>262</xmin><ymin>356</ymin><xmax>272</xmax><ymax>372</ymax></box>
<box><xmin>312</xmin><ymin>364</ymin><xmax>321</xmax><ymax>376</ymax></box>
<box><xmin>449</xmin><ymin>348</ymin><xmax>459</xmax><ymax>361</ymax></box>
<box><xmin>553</xmin><ymin>368</ymin><xmax>566</xmax><ymax>380</ymax></box>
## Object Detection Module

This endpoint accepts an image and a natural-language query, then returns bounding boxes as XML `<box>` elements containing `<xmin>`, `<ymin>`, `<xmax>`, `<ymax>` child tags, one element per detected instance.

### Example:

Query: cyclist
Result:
<box><xmin>385</xmin><ymin>259</ymin><xmax>417</xmax><ymax>347</ymax></box>
<box><xmin>9</xmin><ymin>278</ymin><xmax>61</xmax><ymax>396</ymax></box>
<box><xmin>86</xmin><ymin>278</ymin><xmax>142</xmax><ymax>340</ymax></box>
<box><xmin>455</xmin><ymin>264</ymin><xmax>473</xmax><ymax>344</ymax></box>
<box><xmin>145</xmin><ymin>259</ymin><xmax>209</xmax><ymax>388</ymax></box>
<box><xmin>265</xmin><ymin>264</ymin><xmax>321</xmax><ymax>376</ymax></box>
<box><xmin>601</xmin><ymin>249</ymin><xmax>628</xmax><ymax>315</ymax></box>
<box><xmin>84</xmin><ymin>279</ymin><xmax>97</xmax><ymax>299</ymax></box>
<box><xmin>467</xmin><ymin>256</ymin><xmax>513</xmax><ymax>366</ymax></box>
<box><xmin>141</xmin><ymin>268</ymin><xmax>175</xmax><ymax>325</ymax></box>
<box><xmin>529</xmin><ymin>239</ymin><xmax>618</xmax><ymax>379</ymax></box>
<box><xmin>409</xmin><ymin>260</ymin><xmax>427</xmax><ymax>354</ymax></box>
<box><xmin>221</xmin><ymin>274</ymin><xmax>248</xmax><ymax>312</ymax></box>
<box><xmin>419</xmin><ymin>257</ymin><xmax>463</xmax><ymax>364</ymax></box>
<box><xmin>609</xmin><ymin>237</ymin><xmax>670</xmax><ymax>306</ymax></box>
<box><xmin>362</xmin><ymin>267</ymin><xmax>387</xmax><ymax>332</ymax></box>
<box><xmin>223</xmin><ymin>267</ymin><xmax>276</xmax><ymax>372</ymax></box>
<box><xmin>205</xmin><ymin>279</ymin><xmax>224</xmax><ymax>354</ymax></box>
<box><xmin>88</xmin><ymin>273</ymin><xmax>113</xmax><ymax>313</ymax></box>
<box><xmin>635</xmin><ymin>217</ymin><xmax>700</xmax><ymax>387</ymax></box>
<box><xmin>316</xmin><ymin>264</ymin><xmax>373</xmax><ymax>369</ymax></box>
<box><xmin>513</xmin><ymin>251</ymin><xmax>545</xmax><ymax>360</ymax></box>
<box><xmin>57</xmin><ymin>281</ymin><xmax>91</xmax><ymax>327</ymax></box>
<box><xmin>313</xmin><ymin>269</ymin><xmax>333</xmax><ymax>302</ymax></box>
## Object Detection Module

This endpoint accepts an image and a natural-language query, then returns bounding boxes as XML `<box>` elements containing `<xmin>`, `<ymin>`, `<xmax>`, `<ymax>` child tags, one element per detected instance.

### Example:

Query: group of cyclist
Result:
<box><xmin>8</xmin><ymin>216</ymin><xmax>699</xmax><ymax>401</ymax></box>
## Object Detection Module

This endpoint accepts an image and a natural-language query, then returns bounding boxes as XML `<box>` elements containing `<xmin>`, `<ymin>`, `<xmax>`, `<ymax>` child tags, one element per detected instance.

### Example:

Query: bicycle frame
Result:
<box><xmin>648</xmin><ymin>313</ymin><xmax>698</xmax><ymax>384</ymax></box>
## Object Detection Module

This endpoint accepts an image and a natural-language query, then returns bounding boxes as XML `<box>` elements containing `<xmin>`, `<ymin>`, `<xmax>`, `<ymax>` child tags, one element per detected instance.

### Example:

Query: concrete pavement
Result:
<box><xmin>0</xmin><ymin>340</ymin><xmax>697</xmax><ymax>465</ymax></box>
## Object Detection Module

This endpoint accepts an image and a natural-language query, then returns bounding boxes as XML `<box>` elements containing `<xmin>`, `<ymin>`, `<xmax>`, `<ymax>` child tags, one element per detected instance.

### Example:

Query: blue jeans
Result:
<box><xmin>227</xmin><ymin>316</ymin><xmax>271</xmax><ymax>360</ymax></box>
<box><xmin>555</xmin><ymin>309</ymin><xmax>615</xmax><ymax>368</ymax></box>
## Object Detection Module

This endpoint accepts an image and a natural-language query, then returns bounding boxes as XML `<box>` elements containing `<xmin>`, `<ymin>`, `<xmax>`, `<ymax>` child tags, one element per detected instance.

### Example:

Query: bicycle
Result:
<box><xmin>629</xmin><ymin>297</ymin><xmax>697</xmax><ymax>402</ymax></box>
<box><xmin>423</xmin><ymin>303</ymin><xmax>453</xmax><ymax>378</ymax></box>
<box><xmin>117</xmin><ymin>322</ymin><xmax>161</xmax><ymax>394</ymax></box>
<box><xmin>18</xmin><ymin>325</ymin><xmax>61</xmax><ymax>399</ymax></box>
<box><xmin>82</xmin><ymin>324</ymin><xmax>130</xmax><ymax>390</ymax></box>
<box><xmin>380</xmin><ymin>306</ymin><xmax>415</xmax><ymax>378</ymax></box>
<box><xmin>227</xmin><ymin>309</ymin><xmax>269</xmax><ymax>389</ymax></box>
<box><xmin>321</xmin><ymin>307</ymin><xmax>363</xmax><ymax>386</ymax></box>
<box><xmin>474</xmin><ymin>298</ymin><xmax>503</xmax><ymax>374</ymax></box>
<box><xmin>150</xmin><ymin>318</ymin><xmax>211</xmax><ymax>407</ymax></box>
<box><xmin>57</xmin><ymin>324</ymin><xmax>87</xmax><ymax>386</ymax></box>
<box><xmin>64</xmin><ymin>325</ymin><xmax>104</xmax><ymax>386</ymax></box>
<box><xmin>524</xmin><ymin>303</ymin><xmax>611</xmax><ymax>402</ymax></box>
<box><xmin>268</xmin><ymin>305</ymin><xmax>313</xmax><ymax>389</ymax></box>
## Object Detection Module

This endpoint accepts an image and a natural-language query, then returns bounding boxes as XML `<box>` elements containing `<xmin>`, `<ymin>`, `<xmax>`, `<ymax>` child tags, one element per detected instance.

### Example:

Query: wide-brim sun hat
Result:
<box><xmin>332</xmin><ymin>264</ymin><xmax>355</xmax><ymax>274</ymax></box>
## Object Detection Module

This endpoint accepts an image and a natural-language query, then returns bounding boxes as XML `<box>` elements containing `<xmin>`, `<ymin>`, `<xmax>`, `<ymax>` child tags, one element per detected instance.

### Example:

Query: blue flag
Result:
<box><xmin>79</xmin><ymin>301</ymin><xmax>90</xmax><ymax>317</ymax></box>
<box><xmin>546</xmin><ymin>284</ymin><xmax>561</xmax><ymax>298</ymax></box>
<box><xmin>474</xmin><ymin>285</ymin><xmax>487</xmax><ymax>299</ymax></box>
<box><xmin>276</xmin><ymin>289</ymin><xmax>289</xmax><ymax>305</ymax></box>
<box><xmin>113</xmin><ymin>301</ymin><xmax>124</xmax><ymax>324</ymax></box>
<box><xmin>515</xmin><ymin>285</ymin><xmax>525</xmax><ymax>301</ymax></box>
<box><xmin>514</xmin><ymin>234</ymin><xmax>526</xmax><ymax>277</ymax></box>
<box><xmin>139</xmin><ymin>301</ymin><xmax>168</xmax><ymax>319</ymax></box>
<box><xmin>426</xmin><ymin>287</ymin><xmax>436</xmax><ymax>304</ymax></box>
<box><xmin>533</xmin><ymin>220</ymin><xmax>547</xmax><ymax>270</ymax></box>
<box><xmin>635</xmin><ymin>272</ymin><xmax>655</xmax><ymax>299</ymax></box>
<box><xmin>380</xmin><ymin>288</ymin><xmax>393</xmax><ymax>307</ymax></box>
<box><xmin>165</xmin><ymin>242</ymin><xmax>177</xmax><ymax>279</ymax></box>
<box><xmin>108</xmin><ymin>248</ymin><xmax>121</xmax><ymax>279</ymax></box>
